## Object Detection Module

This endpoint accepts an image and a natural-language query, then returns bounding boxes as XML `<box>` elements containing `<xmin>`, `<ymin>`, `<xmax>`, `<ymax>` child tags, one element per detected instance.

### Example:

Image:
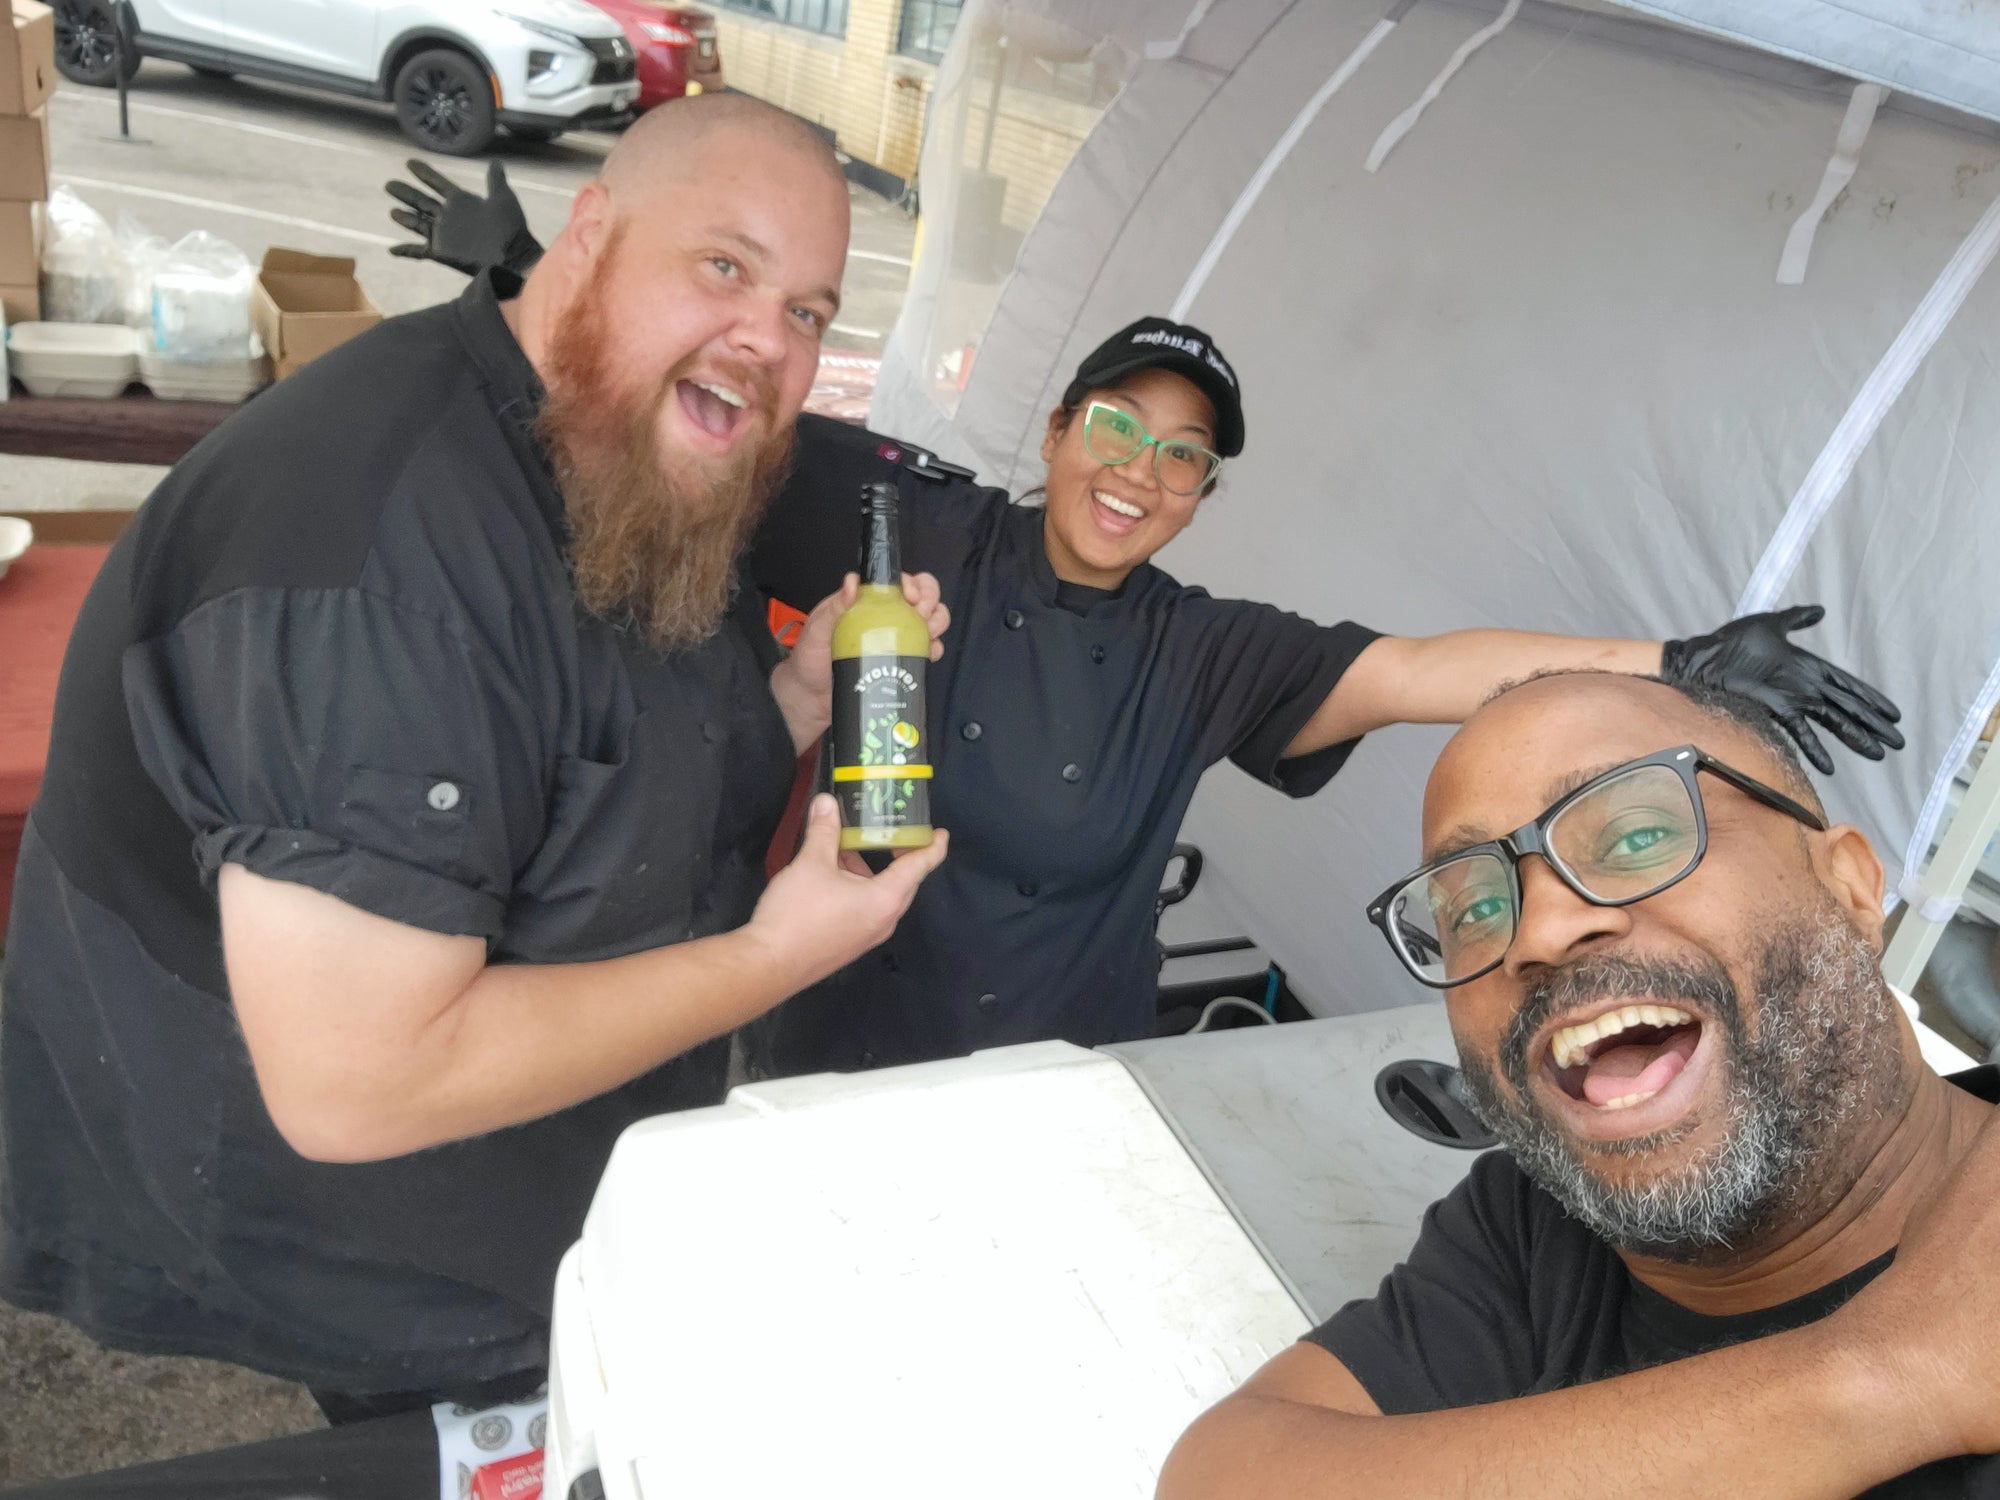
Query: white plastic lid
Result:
<box><xmin>6</xmin><ymin>322</ymin><xmax>144</xmax><ymax>357</ymax></box>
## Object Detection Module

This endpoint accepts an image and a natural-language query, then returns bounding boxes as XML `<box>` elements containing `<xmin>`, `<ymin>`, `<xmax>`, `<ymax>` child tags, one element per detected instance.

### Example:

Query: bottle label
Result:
<box><xmin>831</xmin><ymin>654</ymin><xmax>931</xmax><ymax>834</ymax></box>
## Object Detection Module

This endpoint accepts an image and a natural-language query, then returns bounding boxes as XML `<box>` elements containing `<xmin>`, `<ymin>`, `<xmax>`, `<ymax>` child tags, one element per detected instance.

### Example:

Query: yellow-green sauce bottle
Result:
<box><xmin>831</xmin><ymin>481</ymin><xmax>934</xmax><ymax>850</ymax></box>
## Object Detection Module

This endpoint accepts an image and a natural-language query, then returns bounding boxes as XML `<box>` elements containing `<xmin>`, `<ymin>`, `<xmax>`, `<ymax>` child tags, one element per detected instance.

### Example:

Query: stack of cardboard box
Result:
<box><xmin>0</xmin><ymin>0</ymin><xmax>53</xmax><ymax>329</ymax></box>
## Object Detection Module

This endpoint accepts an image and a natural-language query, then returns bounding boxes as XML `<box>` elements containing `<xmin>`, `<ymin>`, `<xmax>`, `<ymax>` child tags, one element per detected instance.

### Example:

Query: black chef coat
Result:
<box><xmin>0</xmin><ymin>270</ymin><xmax>796</xmax><ymax>1393</ymax></box>
<box><xmin>746</xmin><ymin>423</ymin><xmax>1380</xmax><ymax>1073</ymax></box>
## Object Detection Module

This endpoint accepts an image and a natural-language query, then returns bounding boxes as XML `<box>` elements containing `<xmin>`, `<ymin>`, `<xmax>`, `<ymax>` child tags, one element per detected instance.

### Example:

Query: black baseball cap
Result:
<box><xmin>1062</xmin><ymin>316</ymin><xmax>1245</xmax><ymax>458</ymax></box>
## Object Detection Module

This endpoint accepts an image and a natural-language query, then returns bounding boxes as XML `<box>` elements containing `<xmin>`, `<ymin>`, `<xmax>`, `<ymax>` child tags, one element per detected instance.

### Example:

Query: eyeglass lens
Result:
<box><xmin>1387</xmin><ymin>763</ymin><xmax>1700</xmax><ymax>984</ymax></box>
<box><xmin>1082</xmin><ymin>405</ymin><xmax>1218</xmax><ymax>495</ymax></box>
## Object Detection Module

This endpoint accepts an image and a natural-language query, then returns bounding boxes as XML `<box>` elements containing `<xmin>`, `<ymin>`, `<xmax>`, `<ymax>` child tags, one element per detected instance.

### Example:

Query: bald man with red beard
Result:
<box><xmin>1161</xmin><ymin>673</ymin><xmax>2000</xmax><ymax>1499</ymax></box>
<box><xmin>0</xmin><ymin>94</ymin><xmax>948</xmax><ymax>1419</ymax></box>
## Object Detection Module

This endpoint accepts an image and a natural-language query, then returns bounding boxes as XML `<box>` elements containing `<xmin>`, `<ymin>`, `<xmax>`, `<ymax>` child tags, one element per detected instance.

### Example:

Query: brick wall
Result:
<box><xmin>709</xmin><ymin>0</ymin><xmax>1097</xmax><ymax>224</ymax></box>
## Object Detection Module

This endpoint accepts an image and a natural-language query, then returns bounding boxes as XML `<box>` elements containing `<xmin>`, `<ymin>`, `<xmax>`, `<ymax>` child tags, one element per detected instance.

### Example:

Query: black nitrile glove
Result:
<box><xmin>385</xmin><ymin>159</ymin><xmax>545</xmax><ymax>278</ymax></box>
<box><xmin>1660</xmin><ymin>604</ymin><xmax>1904</xmax><ymax>776</ymax></box>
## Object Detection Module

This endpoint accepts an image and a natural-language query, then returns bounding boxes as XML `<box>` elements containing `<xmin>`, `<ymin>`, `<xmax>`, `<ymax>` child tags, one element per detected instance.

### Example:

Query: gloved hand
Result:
<box><xmin>384</xmin><ymin>159</ymin><xmax>545</xmax><ymax>278</ymax></box>
<box><xmin>1661</xmin><ymin>604</ymin><xmax>1904</xmax><ymax>776</ymax></box>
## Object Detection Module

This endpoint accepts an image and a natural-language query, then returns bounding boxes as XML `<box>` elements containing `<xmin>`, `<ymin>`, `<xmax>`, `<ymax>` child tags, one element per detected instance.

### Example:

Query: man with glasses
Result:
<box><xmin>1162</xmin><ymin>670</ymin><xmax>2000</xmax><ymax>1499</ymax></box>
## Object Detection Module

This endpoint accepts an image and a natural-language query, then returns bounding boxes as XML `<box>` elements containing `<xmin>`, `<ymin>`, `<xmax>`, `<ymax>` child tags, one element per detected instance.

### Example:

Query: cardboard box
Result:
<box><xmin>0</xmin><ymin>2</ymin><xmax>54</xmax><ymax>117</ymax></box>
<box><xmin>0</xmin><ymin>198</ymin><xmax>34</xmax><ymax>285</ymax></box>
<box><xmin>0</xmin><ymin>105</ymin><xmax>49</xmax><ymax>200</ymax></box>
<box><xmin>250</xmin><ymin>248</ymin><xmax>381</xmax><ymax>378</ymax></box>
<box><xmin>0</xmin><ymin>279</ymin><xmax>35</xmax><ymax>326</ymax></box>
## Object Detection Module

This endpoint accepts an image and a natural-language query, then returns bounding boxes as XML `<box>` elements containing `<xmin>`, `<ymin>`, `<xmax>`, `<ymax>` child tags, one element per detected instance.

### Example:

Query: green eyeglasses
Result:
<box><xmin>1081</xmin><ymin>402</ymin><xmax>1224</xmax><ymax>496</ymax></box>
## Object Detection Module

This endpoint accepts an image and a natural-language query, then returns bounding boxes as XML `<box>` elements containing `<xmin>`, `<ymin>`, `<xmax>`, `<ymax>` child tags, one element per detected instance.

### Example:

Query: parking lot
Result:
<box><xmin>0</xmin><ymin>58</ymin><xmax>917</xmax><ymax>1490</ymax></box>
<box><xmin>2</xmin><ymin>59</ymin><xmax>916</xmax><ymax>514</ymax></box>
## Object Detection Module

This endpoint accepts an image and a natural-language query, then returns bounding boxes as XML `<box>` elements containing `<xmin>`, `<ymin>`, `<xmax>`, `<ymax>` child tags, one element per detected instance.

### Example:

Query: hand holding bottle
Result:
<box><xmin>769</xmin><ymin>571</ymin><xmax>947</xmax><ymax>754</ymax></box>
<box><xmin>744</xmin><ymin>795</ymin><xmax>949</xmax><ymax>995</ymax></box>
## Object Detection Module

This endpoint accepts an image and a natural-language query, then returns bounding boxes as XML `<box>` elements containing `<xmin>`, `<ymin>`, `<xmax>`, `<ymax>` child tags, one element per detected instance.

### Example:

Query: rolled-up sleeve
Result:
<box><xmin>1186</xmin><ymin>597</ymin><xmax>1381</xmax><ymax>796</ymax></box>
<box><xmin>123</xmin><ymin>586</ymin><xmax>541</xmax><ymax>941</ymax></box>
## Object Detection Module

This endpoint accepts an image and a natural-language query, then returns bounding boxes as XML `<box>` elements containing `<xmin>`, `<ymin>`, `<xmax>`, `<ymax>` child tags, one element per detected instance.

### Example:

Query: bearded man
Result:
<box><xmin>1162</xmin><ymin>672</ymin><xmax>2000</xmax><ymax>1499</ymax></box>
<box><xmin>0</xmin><ymin>94</ymin><xmax>947</xmax><ymax>1419</ymax></box>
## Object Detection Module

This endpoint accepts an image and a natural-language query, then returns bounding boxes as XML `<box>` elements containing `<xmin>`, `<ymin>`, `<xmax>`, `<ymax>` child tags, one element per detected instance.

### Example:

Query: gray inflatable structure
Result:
<box><xmin>870</xmin><ymin>0</ymin><xmax>2000</xmax><ymax>1026</ymax></box>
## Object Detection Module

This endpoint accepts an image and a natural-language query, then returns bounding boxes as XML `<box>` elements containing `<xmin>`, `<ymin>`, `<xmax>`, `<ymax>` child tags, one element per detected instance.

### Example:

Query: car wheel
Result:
<box><xmin>393</xmin><ymin>47</ymin><xmax>495</xmax><ymax>157</ymax></box>
<box><xmin>504</xmin><ymin>124</ymin><xmax>564</xmax><ymax>144</ymax></box>
<box><xmin>52</xmin><ymin>0</ymin><xmax>137</xmax><ymax>88</ymax></box>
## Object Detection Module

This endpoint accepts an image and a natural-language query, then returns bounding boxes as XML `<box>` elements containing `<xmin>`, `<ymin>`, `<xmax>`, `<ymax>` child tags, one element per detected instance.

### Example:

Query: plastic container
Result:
<box><xmin>137</xmin><ymin>349</ymin><xmax>270</xmax><ymax>403</ymax></box>
<box><xmin>5</xmin><ymin>321</ymin><xmax>141</xmax><ymax>397</ymax></box>
<box><xmin>149</xmin><ymin>231</ymin><xmax>255</xmax><ymax>362</ymax></box>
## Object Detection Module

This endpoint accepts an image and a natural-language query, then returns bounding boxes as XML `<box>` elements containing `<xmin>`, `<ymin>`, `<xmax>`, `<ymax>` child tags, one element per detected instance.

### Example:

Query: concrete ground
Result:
<box><xmin>0</xmin><ymin>60</ymin><xmax>915</xmax><ymax>1490</ymax></box>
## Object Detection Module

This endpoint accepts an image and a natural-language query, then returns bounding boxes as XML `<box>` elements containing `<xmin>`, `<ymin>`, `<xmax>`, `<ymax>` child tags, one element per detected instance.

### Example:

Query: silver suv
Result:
<box><xmin>52</xmin><ymin>0</ymin><xmax>640</xmax><ymax>155</ymax></box>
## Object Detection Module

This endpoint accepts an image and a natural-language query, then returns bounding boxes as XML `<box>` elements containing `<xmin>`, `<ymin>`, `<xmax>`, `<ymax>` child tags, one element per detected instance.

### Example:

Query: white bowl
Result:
<box><xmin>0</xmin><ymin>515</ymin><xmax>33</xmax><ymax>582</ymax></box>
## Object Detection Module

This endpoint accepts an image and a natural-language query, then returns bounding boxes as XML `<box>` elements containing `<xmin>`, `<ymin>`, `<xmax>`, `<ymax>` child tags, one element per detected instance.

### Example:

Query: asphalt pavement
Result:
<box><xmin>0</xmin><ymin>60</ymin><xmax>916</xmax><ymax>1489</ymax></box>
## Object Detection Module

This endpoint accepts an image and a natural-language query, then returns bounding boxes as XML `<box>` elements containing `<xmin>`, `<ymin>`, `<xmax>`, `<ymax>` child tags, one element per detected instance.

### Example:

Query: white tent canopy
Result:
<box><xmin>873</xmin><ymin>0</ymin><xmax>2000</xmax><ymax>1019</ymax></box>
<box><xmin>1623</xmin><ymin>0</ymin><xmax>2000</xmax><ymax>122</ymax></box>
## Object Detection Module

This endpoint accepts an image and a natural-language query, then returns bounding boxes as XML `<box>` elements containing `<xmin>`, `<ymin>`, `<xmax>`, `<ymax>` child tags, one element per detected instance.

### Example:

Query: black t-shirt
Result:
<box><xmin>747</xmin><ymin>423</ymin><xmax>1380</xmax><ymax>1071</ymax></box>
<box><xmin>0</xmin><ymin>271</ymin><xmax>796</xmax><ymax>1393</ymax></box>
<box><xmin>1307</xmin><ymin>1066</ymin><xmax>2000</xmax><ymax>1497</ymax></box>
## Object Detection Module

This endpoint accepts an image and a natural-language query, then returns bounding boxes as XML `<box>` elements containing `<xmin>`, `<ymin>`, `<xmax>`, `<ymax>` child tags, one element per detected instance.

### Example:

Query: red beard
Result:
<box><xmin>535</xmin><ymin>231</ymin><xmax>795</xmax><ymax>651</ymax></box>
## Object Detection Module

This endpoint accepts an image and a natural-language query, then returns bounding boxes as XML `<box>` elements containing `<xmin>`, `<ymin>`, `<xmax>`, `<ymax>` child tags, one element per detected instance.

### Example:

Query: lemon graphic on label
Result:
<box><xmin>891</xmin><ymin>721</ymin><xmax>920</xmax><ymax>749</ymax></box>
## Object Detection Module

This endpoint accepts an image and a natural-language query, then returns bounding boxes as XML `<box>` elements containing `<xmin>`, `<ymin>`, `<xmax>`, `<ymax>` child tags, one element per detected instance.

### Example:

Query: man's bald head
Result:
<box><xmin>601</xmin><ymin>93</ymin><xmax>846</xmax><ymax>201</ymax></box>
<box><xmin>1426</xmin><ymin>673</ymin><xmax>1823</xmax><ymax>866</ymax></box>
<box><xmin>507</xmin><ymin>93</ymin><xmax>851</xmax><ymax>651</ymax></box>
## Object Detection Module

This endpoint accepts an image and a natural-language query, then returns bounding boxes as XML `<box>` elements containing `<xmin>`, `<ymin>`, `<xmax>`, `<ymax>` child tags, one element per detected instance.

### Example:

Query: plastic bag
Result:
<box><xmin>114</xmin><ymin>211</ymin><xmax>169</xmax><ymax>331</ymax></box>
<box><xmin>39</xmin><ymin>185</ymin><xmax>124</xmax><ymax>325</ymax></box>
<box><xmin>149</xmin><ymin>230</ymin><xmax>256</xmax><ymax>361</ymax></box>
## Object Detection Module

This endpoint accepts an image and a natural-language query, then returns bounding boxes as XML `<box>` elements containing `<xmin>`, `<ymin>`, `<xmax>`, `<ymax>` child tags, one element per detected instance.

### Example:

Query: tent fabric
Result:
<box><xmin>874</xmin><ymin>0</ymin><xmax>2000</xmax><ymax>1016</ymax></box>
<box><xmin>1615</xmin><ymin>0</ymin><xmax>2000</xmax><ymax>125</ymax></box>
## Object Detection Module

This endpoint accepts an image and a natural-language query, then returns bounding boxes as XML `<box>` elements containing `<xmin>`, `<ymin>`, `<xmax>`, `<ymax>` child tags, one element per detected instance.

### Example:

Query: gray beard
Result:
<box><xmin>1457</xmin><ymin>903</ymin><xmax>1902</xmax><ymax>1263</ymax></box>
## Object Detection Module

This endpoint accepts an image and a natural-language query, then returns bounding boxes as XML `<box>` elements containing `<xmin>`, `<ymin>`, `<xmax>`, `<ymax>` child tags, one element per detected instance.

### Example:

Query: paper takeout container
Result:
<box><xmin>5</xmin><ymin>319</ymin><xmax>140</xmax><ymax>397</ymax></box>
<box><xmin>138</xmin><ymin>347</ymin><xmax>271</xmax><ymax>402</ymax></box>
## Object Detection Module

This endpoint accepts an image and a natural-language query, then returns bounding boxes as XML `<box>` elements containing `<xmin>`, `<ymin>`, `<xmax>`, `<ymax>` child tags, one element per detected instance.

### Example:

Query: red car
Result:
<box><xmin>588</xmin><ymin>2</ymin><xmax>724</xmax><ymax>110</ymax></box>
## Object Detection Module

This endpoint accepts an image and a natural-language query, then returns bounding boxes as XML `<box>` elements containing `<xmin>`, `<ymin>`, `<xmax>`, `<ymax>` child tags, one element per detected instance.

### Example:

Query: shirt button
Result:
<box><xmin>961</xmin><ymin>721</ymin><xmax>982</xmax><ymax>741</ymax></box>
<box><xmin>427</xmin><ymin>781</ymin><xmax>460</xmax><ymax>811</ymax></box>
<box><xmin>701</xmin><ymin>721</ymin><xmax>720</xmax><ymax>743</ymax></box>
<box><xmin>881</xmin><ymin>951</ymin><xmax>901</xmax><ymax>973</ymax></box>
<box><xmin>976</xmin><ymin>992</ymin><xmax>1000</xmax><ymax>1015</ymax></box>
<box><xmin>1091</xmin><ymin>645</ymin><xmax>1106</xmax><ymax>664</ymax></box>
<box><xmin>858</xmin><ymin>1051</ymin><xmax>876</xmax><ymax>1069</ymax></box>
<box><xmin>1061</xmin><ymin>763</ymin><xmax>1083</xmax><ymax>783</ymax></box>
<box><xmin>1017</xmin><ymin>880</ymin><xmax>1038</xmax><ymax>897</ymax></box>
<box><xmin>1004</xmin><ymin>608</ymin><xmax>1025</xmax><ymax>630</ymax></box>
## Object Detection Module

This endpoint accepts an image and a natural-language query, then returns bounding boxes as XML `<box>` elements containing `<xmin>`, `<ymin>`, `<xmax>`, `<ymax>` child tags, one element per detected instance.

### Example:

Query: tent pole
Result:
<box><xmin>1883</xmin><ymin>737</ymin><xmax>2000</xmax><ymax>994</ymax></box>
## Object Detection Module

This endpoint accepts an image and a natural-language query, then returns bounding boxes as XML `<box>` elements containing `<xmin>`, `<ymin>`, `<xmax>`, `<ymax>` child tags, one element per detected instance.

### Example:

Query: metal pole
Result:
<box><xmin>1882</xmin><ymin>738</ymin><xmax>2000</xmax><ymax>995</ymax></box>
<box><xmin>113</xmin><ymin>2</ymin><xmax>133</xmax><ymax>138</ymax></box>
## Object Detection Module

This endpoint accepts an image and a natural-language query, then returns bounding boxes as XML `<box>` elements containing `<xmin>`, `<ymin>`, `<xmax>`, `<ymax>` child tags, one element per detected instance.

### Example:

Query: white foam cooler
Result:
<box><xmin>542</xmin><ymin>1004</ymin><xmax>1480</xmax><ymax>1500</ymax></box>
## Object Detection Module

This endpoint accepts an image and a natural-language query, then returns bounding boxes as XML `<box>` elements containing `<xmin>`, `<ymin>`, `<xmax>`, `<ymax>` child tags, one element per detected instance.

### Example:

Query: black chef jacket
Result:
<box><xmin>747</xmin><ymin>423</ymin><xmax>1380</xmax><ymax>1073</ymax></box>
<box><xmin>0</xmin><ymin>269</ymin><xmax>796</xmax><ymax>1393</ymax></box>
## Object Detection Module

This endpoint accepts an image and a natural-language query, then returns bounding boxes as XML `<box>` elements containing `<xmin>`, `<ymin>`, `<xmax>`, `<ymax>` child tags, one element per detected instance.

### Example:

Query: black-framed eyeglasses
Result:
<box><xmin>1366</xmin><ymin>745</ymin><xmax>1826</xmax><ymax>989</ymax></box>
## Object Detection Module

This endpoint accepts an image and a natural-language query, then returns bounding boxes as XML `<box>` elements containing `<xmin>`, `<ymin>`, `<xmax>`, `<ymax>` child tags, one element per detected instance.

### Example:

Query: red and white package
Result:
<box><xmin>469</xmin><ymin>1449</ymin><xmax>543</xmax><ymax>1500</ymax></box>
